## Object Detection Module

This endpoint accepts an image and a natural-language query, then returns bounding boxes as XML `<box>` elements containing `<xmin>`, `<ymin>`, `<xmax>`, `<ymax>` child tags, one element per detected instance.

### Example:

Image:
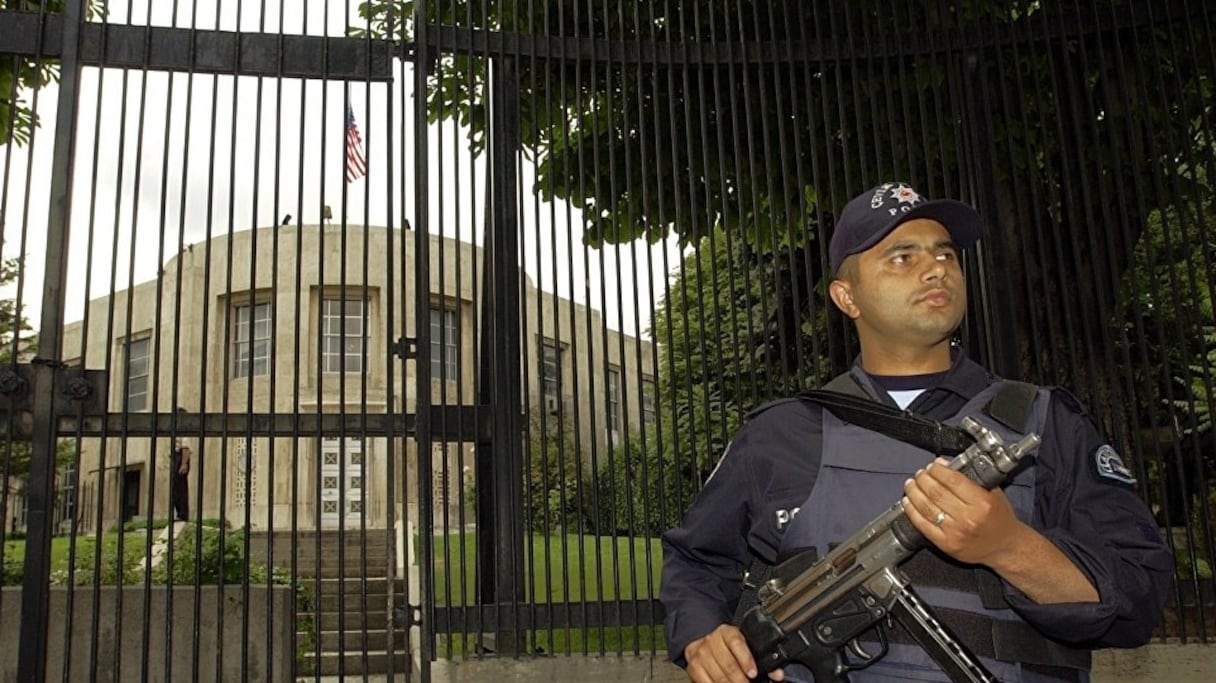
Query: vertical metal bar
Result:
<box><xmin>631</xmin><ymin>7</ymin><xmax>671</xmax><ymax>604</ymax></box>
<box><xmin>592</xmin><ymin>0</ymin><xmax>621</xmax><ymax>656</ymax></box>
<box><xmin>2</xmin><ymin>0</ymin><xmax>51</xmax><ymax>669</ymax></box>
<box><xmin>261</xmin><ymin>4</ymin><xmax>288</xmax><ymax>681</ymax></box>
<box><xmin>16</xmin><ymin>1</ymin><xmax>86</xmax><ymax>675</ymax></box>
<box><xmin>961</xmin><ymin>48</ymin><xmax>1020</xmax><ymax>379</ymax></box>
<box><xmin>17</xmin><ymin>0</ymin><xmax>85</xmax><ymax>679</ymax></box>
<box><xmin>487</xmin><ymin>53</ymin><xmax>525</xmax><ymax>657</ymax></box>
<box><xmin>413</xmin><ymin>2</ymin><xmax>435</xmax><ymax>680</ymax></box>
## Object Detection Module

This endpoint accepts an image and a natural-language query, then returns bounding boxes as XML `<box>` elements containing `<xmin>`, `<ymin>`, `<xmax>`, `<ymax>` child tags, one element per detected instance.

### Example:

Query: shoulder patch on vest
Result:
<box><xmin>1094</xmin><ymin>444</ymin><xmax>1136</xmax><ymax>486</ymax></box>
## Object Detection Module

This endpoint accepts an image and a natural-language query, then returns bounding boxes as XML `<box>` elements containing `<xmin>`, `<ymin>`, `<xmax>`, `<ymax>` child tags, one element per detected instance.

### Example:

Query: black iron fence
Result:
<box><xmin>0</xmin><ymin>1</ymin><xmax>1214</xmax><ymax>681</ymax></box>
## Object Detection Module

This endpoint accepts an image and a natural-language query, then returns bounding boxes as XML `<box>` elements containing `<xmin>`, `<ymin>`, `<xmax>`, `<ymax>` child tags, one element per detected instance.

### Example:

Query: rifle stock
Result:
<box><xmin>736</xmin><ymin>417</ymin><xmax>1040</xmax><ymax>682</ymax></box>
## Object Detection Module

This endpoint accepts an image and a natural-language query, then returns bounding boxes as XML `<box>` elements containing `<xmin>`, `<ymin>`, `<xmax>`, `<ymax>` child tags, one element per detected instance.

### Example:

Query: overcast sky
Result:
<box><xmin>1</xmin><ymin>0</ymin><xmax>683</xmax><ymax>340</ymax></box>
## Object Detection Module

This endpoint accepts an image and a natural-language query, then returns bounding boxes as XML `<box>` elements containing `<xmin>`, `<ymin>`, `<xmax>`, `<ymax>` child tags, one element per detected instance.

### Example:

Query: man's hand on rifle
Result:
<box><xmin>684</xmin><ymin>624</ymin><xmax>786</xmax><ymax>683</ymax></box>
<box><xmin>904</xmin><ymin>457</ymin><xmax>1100</xmax><ymax>604</ymax></box>
<box><xmin>903</xmin><ymin>457</ymin><xmax>1024</xmax><ymax>566</ymax></box>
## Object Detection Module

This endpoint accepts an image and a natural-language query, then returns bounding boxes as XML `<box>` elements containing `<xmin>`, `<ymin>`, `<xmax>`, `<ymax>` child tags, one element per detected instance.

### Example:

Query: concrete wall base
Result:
<box><xmin>1</xmin><ymin>585</ymin><xmax>294</xmax><ymax>683</ymax></box>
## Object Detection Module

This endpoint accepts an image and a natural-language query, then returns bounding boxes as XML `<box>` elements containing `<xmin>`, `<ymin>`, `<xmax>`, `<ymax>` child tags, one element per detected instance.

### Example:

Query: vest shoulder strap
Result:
<box><xmin>823</xmin><ymin>371</ymin><xmax>1041</xmax><ymax>436</ymax></box>
<box><xmin>799</xmin><ymin>373</ymin><xmax>974</xmax><ymax>456</ymax></box>
<box><xmin>986</xmin><ymin>379</ymin><xmax>1040</xmax><ymax>433</ymax></box>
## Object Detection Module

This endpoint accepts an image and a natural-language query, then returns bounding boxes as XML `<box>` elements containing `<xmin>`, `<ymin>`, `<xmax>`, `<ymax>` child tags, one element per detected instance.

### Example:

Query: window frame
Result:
<box><xmin>125</xmin><ymin>337</ymin><xmax>151</xmax><ymax>411</ymax></box>
<box><xmin>540</xmin><ymin>339</ymin><xmax>562</xmax><ymax>399</ymax></box>
<box><xmin>429</xmin><ymin>305</ymin><xmax>459</xmax><ymax>382</ymax></box>
<box><xmin>642</xmin><ymin>377</ymin><xmax>657</xmax><ymax>424</ymax></box>
<box><xmin>232</xmin><ymin>301</ymin><xmax>272</xmax><ymax>378</ymax></box>
<box><xmin>607</xmin><ymin>365</ymin><xmax>622</xmax><ymax>433</ymax></box>
<box><xmin>320</xmin><ymin>296</ymin><xmax>367</xmax><ymax>374</ymax></box>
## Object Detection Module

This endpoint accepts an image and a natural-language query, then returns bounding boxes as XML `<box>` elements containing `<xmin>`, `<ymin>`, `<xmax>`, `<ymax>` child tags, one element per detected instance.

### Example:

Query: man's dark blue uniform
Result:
<box><xmin>661</xmin><ymin>354</ymin><xmax>1173</xmax><ymax>681</ymax></box>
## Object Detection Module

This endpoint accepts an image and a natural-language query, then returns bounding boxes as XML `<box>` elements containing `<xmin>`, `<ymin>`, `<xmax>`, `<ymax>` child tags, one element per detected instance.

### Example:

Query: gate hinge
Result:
<box><xmin>394</xmin><ymin>605</ymin><xmax>422</xmax><ymax>627</ymax></box>
<box><xmin>391</xmin><ymin>336</ymin><xmax>418</xmax><ymax>360</ymax></box>
<box><xmin>0</xmin><ymin>361</ymin><xmax>109</xmax><ymax>436</ymax></box>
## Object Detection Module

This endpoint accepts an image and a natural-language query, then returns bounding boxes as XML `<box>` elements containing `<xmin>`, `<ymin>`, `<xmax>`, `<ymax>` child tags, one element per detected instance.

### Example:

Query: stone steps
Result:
<box><xmin>278</xmin><ymin>529</ymin><xmax>407</xmax><ymax>676</ymax></box>
<box><xmin>296</xmin><ymin>650</ymin><xmax>411</xmax><ymax>677</ymax></box>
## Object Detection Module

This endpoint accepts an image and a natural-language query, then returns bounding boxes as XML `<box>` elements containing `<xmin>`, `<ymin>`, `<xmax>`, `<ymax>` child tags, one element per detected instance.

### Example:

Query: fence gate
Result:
<box><xmin>4</xmin><ymin>2</ymin><xmax>1216</xmax><ymax>683</ymax></box>
<box><xmin>0</xmin><ymin>1</ymin><xmax>434</xmax><ymax>680</ymax></box>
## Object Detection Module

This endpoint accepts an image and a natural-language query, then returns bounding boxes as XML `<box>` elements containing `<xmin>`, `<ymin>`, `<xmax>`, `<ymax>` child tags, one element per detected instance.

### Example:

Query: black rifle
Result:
<box><xmin>737</xmin><ymin>416</ymin><xmax>1041</xmax><ymax>682</ymax></box>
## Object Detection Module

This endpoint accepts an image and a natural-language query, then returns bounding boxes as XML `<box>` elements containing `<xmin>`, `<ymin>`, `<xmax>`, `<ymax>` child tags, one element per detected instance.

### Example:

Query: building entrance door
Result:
<box><xmin>319</xmin><ymin>437</ymin><xmax>365</xmax><ymax>529</ymax></box>
<box><xmin>121</xmin><ymin>468</ymin><xmax>142</xmax><ymax>523</ymax></box>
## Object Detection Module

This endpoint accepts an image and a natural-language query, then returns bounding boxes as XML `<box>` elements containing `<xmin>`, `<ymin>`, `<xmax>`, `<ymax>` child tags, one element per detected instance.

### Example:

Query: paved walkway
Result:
<box><xmin>301</xmin><ymin>640</ymin><xmax>1214</xmax><ymax>682</ymax></box>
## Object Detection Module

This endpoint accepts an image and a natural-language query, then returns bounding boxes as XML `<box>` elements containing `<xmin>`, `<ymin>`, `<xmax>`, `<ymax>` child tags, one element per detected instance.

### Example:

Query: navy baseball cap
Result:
<box><xmin>829</xmin><ymin>181</ymin><xmax>983</xmax><ymax>273</ymax></box>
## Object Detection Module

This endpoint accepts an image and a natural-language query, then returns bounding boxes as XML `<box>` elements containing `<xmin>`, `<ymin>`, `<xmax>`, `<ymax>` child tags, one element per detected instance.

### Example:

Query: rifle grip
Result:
<box><xmin>803</xmin><ymin>649</ymin><xmax>849</xmax><ymax>683</ymax></box>
<box><xmin>749</xmin><ymin>643</ymin><xmax>848</xmax><ymax>683</ymax></box>
<box><xmin>891</xmin><ymin>514</ymin><xmax>924</xmax><ymax>550</ymax></box>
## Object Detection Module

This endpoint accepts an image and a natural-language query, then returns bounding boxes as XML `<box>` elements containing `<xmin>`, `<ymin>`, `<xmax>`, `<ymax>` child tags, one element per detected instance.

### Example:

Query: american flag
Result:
<box><xmin>345</xmin><ymin>104</ymin><xmax>367</xmax><ymax>183</ymax></box>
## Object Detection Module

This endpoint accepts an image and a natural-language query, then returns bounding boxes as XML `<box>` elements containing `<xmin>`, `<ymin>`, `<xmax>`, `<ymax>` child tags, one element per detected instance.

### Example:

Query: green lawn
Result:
<box><xmin>427</xmin><ymin>531</ymin><xmax>668</xmax><ymax>655</ymax></box>
<box><xmin>7</xmin><ymin>530</ymin><xmax>671</xmax><ymax>654</ymax></box>
<box><xmin>429</xmin><ymin>532</ymin><xmax>664</xmax><ymax>605</ymax></box>
<box><xmin>4</xmin><ymin>531</ymin><xmax>161</xmax><ymax>585</ymax></box>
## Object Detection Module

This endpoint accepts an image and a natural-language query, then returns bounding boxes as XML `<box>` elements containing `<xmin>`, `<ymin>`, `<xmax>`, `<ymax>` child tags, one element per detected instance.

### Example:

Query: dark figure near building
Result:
<box><xmin>171</xmin><ymin>410</ymin><xmax>191</xmax><ymax>522</ymax></box>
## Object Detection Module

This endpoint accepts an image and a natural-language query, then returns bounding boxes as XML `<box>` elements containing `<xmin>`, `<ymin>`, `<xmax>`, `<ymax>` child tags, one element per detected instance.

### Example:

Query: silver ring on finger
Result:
<box><xmin>933</xmin><ymin>510</ymin><xmax>948</xmax><ymax>527</ymax></box>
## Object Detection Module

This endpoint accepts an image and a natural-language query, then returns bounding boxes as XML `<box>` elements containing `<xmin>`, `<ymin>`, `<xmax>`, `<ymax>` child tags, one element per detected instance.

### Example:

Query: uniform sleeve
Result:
<box><xmin>1002</xmin><ymin>390</ymin><xmax>1174</xmax><ymax>647</ymax></box>
<box><xmin>660</xmin><ymin>426</ymin><xmax>756</xmax><ymax>666</ymax></box>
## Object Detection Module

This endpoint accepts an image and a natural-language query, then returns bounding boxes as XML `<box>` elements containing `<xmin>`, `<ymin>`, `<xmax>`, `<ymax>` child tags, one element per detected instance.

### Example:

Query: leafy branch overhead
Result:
<box><xmin>0</xmin><ymin>0</ymin><xmax>106</xmax><ymax>147</ymax></box>
<box><xmin>357</xmin><ymin>0</ymin><xmax>1209</xmax><ymax>282</ymax></box>
<box><xmin>357</xmin><ymin>0</ymin><xmax>917</xmax><ymax>249</ymax></box>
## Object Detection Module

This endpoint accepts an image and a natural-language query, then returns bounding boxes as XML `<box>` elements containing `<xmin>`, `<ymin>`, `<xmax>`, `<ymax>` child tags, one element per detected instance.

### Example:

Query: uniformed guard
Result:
<box><xmin>660</xmin><ymin>182</ymin><xmax>1173</xmax><ymax>683</ymax></box>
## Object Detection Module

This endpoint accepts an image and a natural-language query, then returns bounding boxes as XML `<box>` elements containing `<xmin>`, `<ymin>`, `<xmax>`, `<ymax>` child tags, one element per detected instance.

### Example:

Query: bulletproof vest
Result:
<box><xmin>776</xmin><ymin>380</ymin><xmax>1090</xmax><ymax>682</ymax></box>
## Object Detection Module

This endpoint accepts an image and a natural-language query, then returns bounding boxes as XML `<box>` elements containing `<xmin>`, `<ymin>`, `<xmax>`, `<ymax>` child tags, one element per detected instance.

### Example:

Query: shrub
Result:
<box><xmin>152</xmin><ymin>525</ymin><xmax>246</xmax><ymax>585</ymax></box>
<box><xmin>123</xmin><ymin>518</ymin><xmax>171</xmax><ymax>533</ymax></box>
<box><xmin>593</xmin><ymin>434</ymin><xmax>698</xmax><ymax>537</ymax></box>
<box><xmin>1</xmin><ymin>552</ymin><xmax>21</xmax><ymax>586</ymax></box>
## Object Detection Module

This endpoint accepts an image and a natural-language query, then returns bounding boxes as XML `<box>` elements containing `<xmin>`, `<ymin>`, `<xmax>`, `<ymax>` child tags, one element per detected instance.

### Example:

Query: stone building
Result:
<box><xmin>59</xmin><ymin>224</ymin><xmax>656</xmax><ymax>534</ymax></box>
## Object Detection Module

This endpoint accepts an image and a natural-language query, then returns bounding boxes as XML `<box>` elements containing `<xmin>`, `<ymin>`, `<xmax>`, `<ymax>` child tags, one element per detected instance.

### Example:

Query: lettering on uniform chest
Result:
<box><xmin>775</xmin><ymin>507</ymin><xmax>801</xmax><ymax>531</ymax></box>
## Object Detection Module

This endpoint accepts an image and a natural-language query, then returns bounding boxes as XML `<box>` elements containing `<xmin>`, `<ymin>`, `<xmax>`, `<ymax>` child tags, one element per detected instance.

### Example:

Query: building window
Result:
<box><xmin>607</xmin><ymin>366</ymin><xmax>621</xmax><ymax>438</ymax></box>
<box><xmin>321</xmin><ymin>297</ymin><xmax>365</xmax><ymax>373</ymax></box>
<box><xmin>642</xmin><ymin>378</ymin><xmax>657</xmax><ymax>424</ymax></box>
<box><xmin>57</xmin><ymin>462</ymin><xmax>78</xmax><ymax>531</ymax></box>
<box><xmin>429</xmin><ymin>307</ymin><xmax>458</xmax><ymax>381</ymax></box>
<box><xmin>540</xmin><ymin>340</ymin><xmax>561</xmax><ymax>398</ymax></box>
<box><xmin>126</xmin><ymin>338</ymin><xmax>150</xmax><ymax>411</ymax></box>
<box><xmin>233</xmin><ymin>302</ymin><xmax>272</xmax><ymax>378</ymax></box>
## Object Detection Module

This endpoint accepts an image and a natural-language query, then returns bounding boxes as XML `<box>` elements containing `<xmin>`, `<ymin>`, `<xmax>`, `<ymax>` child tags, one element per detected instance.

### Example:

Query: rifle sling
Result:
<box><xmin>797</xmin><ymin>387</ymin><xmax>974</xmax><ymax>456</ymax></box>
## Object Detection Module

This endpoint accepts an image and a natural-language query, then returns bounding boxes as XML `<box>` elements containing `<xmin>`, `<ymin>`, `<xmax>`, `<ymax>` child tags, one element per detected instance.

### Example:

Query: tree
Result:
<box><xmin>0</xmin><ymin>257</ymin><xmax>72</xmax><ymax>505</ymax></box>
<box><xmin>359</xmin><ymin>2</ymin><xmax>1215</xmax><ymax>372</ymax></box>
<box><xmin>522</xmin><ymin>413</ymin><xmax>592</xmax><ymax>534</ymax></box>
<box><xmin>1</xmin><ymin>0</ymin><xmax>106</xmax><ymax>147</ymax></box>
<box><xmin>362</xmin><ymin>0</ymin><xmax>1216</xmax><ymax>530</ymax></box>
<box><xmin>1119</xmin><ymin>167</ymin><xmax>1216</xmax><ymax>436</ymax></box>
<box><xmin>597</xmin><ymin>230</ymin><xmax>840</xmax><ymax>535</ymax></box>
<box><xmin>0</xmin><ymin>256</ymin><xmax>37</xmax><ymax>480</ymax></box>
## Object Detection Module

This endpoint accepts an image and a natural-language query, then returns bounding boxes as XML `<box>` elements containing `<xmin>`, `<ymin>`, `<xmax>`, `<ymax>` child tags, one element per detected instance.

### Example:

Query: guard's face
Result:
<box><xmin>830</xmin><ymin>219</ymin><xmax>966</xmax><ymax>350</ymax></box>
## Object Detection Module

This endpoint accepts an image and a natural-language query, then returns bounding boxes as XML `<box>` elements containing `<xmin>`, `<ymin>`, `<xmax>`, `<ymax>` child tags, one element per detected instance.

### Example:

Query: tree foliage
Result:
<box><xmin>362</xmin><ymin>0</ymin><xmax>1216</xmax><ymax>391</ymax></box>
<box><xmin>0</xmin><ymin>0</ymin><xmax>106</xmax><ymax>147</ymax></box>
<box><xmin>521</xmin><ymin>414</ymin><xmax>592</xmax><ymax>534</ymax></box>
<box><xmin>1118</xmin><ymin>164</ymin><xmax>1216</xmax><ymax>436</ymax></box>
<box><xmin>359</xmin><ymin>1</ymin><xmax>1210</xmax><ymax>258</ymax></box>
<box><xmin>358</xmin><ymin>0</ymin><xmax>1216</xmax><ymax>530</ymax></box>
<box><xmin>598</xmin><ymin>231</ymin><xmax>839</xmax><ymax>535</ymax></box>
<box><xmin>0</xmin><ymin>256</ymin><xmax>72</xmax><ymax>489</ymax></box>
